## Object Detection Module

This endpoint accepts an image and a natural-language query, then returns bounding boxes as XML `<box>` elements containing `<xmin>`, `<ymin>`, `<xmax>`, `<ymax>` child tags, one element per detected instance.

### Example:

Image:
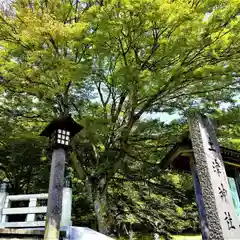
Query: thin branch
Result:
<box><xmin>165</xmin><ymin>80</ymin><xmax>240</xmax><ymax>102</ymax></box>
<box><xmin>47</xmin><ymin>33</ymin><xmax>59</xmax><ymax>55</ymax></box>
<box><xmin>112</xmin><ymin>93</ymin><xmax>127</xmax><ymax>123</ymax></box>
<box><xmin>118</xmin><ymin>38</ymin><xmax>129</xmax><ymax>66</ymax></box>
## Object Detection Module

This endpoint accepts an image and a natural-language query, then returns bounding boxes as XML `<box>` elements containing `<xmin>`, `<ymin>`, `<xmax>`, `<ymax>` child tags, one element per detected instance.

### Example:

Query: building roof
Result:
<box><xmin>161</xmin><ymin>136</ymin><xmax>240</xmax><ymax>172</ymax></box>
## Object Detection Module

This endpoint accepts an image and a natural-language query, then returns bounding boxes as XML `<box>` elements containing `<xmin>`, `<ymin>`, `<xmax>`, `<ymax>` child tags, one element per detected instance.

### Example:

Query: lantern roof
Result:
<box><xmin>40</xmin><ymin>115</ymin><xmax>83</xmax><ymax>138</ymax></box>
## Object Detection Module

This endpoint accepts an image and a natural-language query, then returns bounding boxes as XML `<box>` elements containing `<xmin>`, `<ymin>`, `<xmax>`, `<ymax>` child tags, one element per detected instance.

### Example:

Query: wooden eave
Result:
<box><xmin>161</xmin><ymin>137</ymin><xmax>240</xmax><ymax>172</ymax></box>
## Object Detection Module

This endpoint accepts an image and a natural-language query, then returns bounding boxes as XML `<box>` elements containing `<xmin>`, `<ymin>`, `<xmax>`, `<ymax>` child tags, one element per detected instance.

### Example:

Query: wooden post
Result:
<box><xmin>188</xmin><ymin>113</ymin><xmax>240</xmax><ymax>239</ymax></box>
<box><xmin>27</xmin><ymin>197</ymin><xmax>37</xmax><ymax>222</ymax></box>
<box><xmin>60</xmin><ymin>187</ymin><xmax>72</xmax><ymax>227</ymax></box>
<box><xmin>44</xmin><ymin>148</ymin><xmax>66</xmax><ymax>240</ymax></box>
<box><xmin>0</xmin><ymin>182</ymin><xmax>8</xmax><ymax>223</ymax></box>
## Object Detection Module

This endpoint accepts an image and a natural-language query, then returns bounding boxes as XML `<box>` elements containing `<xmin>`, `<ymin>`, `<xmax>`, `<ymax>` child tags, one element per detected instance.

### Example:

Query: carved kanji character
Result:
<box><xmin>212</xmin><ymin>159</ymin><xmax>221</xmax><ymax>176</ymax></box>
<box><xmin>224</xmin><ymin>212</ymin><xmax>236</xmax><ymax>230</ymax></box>
<box><xmin>208</xmin><ymin>137</ymin><xmax>216</xmax><ymax>152</ymax></box>
<box><xmin>218</xmin><ymin>183</ymin><xmax>227</xmax><ymax>201</ymax></box>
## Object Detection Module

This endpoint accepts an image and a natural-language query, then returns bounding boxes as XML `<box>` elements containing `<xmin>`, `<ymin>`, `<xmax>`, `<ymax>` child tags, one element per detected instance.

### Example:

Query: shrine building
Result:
<box><xmin>161</xmin><ymin>136</ymin><xmax>240</xmax><ymax>225</ymax></box>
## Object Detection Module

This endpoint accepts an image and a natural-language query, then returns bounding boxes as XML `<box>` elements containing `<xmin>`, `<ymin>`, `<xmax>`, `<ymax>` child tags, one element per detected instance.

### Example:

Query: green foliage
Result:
<box><xmin>213</xmin><ymin>105</ymin><xmax>240</xmax><ymax>150</ymax></box>
<box><xmin>0</xmin><ymin>136</ymin><xmax>49</xmax><ymax>194</ymax></box>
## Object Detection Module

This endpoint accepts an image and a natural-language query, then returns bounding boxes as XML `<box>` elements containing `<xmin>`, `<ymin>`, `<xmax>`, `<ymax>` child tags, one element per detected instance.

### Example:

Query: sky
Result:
<box><xmin>142</xmin><ymin>112</ymin><xmax>181</xmax><ymax>123</ymax></box>
<box><xmin>141</xmin><ymin>95</ymin><xmax>240</xmax><ymax>124</ymax></box>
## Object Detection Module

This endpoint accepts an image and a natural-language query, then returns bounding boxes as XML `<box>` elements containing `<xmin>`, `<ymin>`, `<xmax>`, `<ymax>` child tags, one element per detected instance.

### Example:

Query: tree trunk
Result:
<box><xmin>93</xmin><ymin>190</ymin><xmax>108</xmax><ymax>235</ymax></box>
<box><xmin>153</xmin><ymin>232</ymin><xmax>159</xmax><ymax>240</ymax></box>
<box><xmin>117</xmin><ymin>224</ymin><xmax>121</xmax><ymax>238</ymax></box>
<box><xmin>129</xmin><ymin>224</ymin><xmax>133</xmax><ymax>240</ymax></box>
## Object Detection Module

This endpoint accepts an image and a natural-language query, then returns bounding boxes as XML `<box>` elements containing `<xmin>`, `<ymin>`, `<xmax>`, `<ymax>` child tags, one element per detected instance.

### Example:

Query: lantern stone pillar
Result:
<box><xmin>188</xmin><ymin>113</ymin><xmax>240</xmax><ymax>239</ymax></box>
<box><xmin>44</xmin><ymin>148</ymin><xmax>66</xmax><ymax>239</ymax></box>
<box><xmin>40</xmin><ymin>115</ymin><xmax>83</xmax><ymax>240</ymax></box>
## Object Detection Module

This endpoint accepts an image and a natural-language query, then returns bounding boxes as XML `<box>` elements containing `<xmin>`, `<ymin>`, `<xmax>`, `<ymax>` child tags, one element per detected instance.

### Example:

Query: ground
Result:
<box><xmin>172</xmin><ymin>236</ymin><xmax>201</xmax><ymax>240</ymax></box>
